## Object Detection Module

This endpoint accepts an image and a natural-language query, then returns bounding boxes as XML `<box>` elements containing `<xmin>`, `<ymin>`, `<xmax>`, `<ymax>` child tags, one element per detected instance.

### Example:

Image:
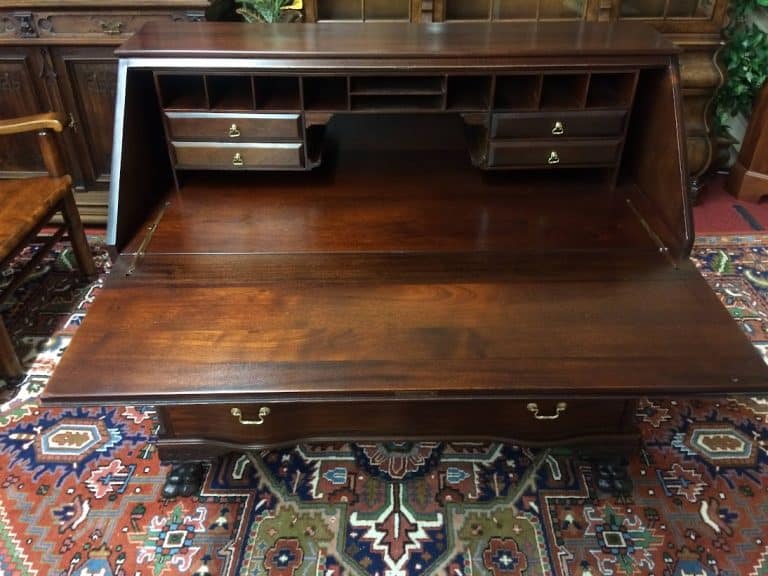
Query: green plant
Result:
<box><xmin>236</xmin><ymin>0</ymin><xmax>291</xmax><ymax>23</ymax></box>
<box><xmin>714</xmin><ymin>0</ymin><xmax>768</xmax><ymax>128</ymax></box>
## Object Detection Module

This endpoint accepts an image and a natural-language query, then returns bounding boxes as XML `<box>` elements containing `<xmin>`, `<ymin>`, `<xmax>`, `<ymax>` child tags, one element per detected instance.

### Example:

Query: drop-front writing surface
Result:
<box><xmin>41</xmin><ymin>21</ymin><xmax>767</xmax><ymax>460</ymax></box>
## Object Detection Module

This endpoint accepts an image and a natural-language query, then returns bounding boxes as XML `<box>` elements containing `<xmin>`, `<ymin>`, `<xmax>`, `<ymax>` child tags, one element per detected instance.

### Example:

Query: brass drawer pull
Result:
<box><xmin>526</xmin><ymin>401</ymin><xmax>567</xmax><ymax>420</ymax></box>
<box><xmin>547</xmin><ymin>150</ymin><xmax>560</xmax><ymax>165</ymax></box>
<box><xmin>231</xmin><ymin>406</ymin><xmax>271</xmax><ymax>425</ymax></box>
<box><xmin>228</xmin><ymin>123</ymin><xmax>241</xmax><ymax>138</ymax></box>
<box><xmin>232</xmin><ymin>152</ymin><xmax>244</xmax><ymax>166</ymax></box>
<box><xmin>552</xmin><ymin>121</ymin><xmax>564</xmax><ymax>136</ymax></box>
<box><xmin>100</xmin><ymin>21</ymin><xmax>124</xmax><ymax>35</ymax></box>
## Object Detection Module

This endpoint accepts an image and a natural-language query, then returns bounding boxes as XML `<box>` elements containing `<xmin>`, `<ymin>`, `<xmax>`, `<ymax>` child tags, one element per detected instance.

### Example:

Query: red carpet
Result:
<box><xmin>694</xmin><ymin>173</ymin><xmax>768</xmax><ymax>234</ymax></box>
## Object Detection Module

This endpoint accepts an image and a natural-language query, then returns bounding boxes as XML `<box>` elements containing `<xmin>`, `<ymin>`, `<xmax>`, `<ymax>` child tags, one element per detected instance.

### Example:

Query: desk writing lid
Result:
<box><xmin>116</xmin><ymin>21</ymin><xmax>678</xmax><ymax>60</ymax></box>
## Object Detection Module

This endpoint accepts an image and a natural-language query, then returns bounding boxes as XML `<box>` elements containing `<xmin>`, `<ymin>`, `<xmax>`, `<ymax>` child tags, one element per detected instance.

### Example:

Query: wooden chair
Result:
<box><xmin>0</xmin><ymin>112</ymin><xmax>96</xmax><ymax>383</ymax></box>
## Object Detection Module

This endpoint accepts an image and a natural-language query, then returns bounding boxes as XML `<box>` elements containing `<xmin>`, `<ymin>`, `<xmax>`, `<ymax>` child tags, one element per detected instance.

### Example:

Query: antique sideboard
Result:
<box><xmin>42</xmin><ymin>22</ymin><xmax>768</xmax><ymax>467</ymax></box>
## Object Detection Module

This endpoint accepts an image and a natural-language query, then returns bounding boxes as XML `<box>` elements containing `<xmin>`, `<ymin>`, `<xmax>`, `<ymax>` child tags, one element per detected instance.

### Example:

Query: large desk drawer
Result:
<box><xmin>488</xmin><ymin>140</ymin><xmax>620</xmax><ymax>168</ymax></box>
<box><xmin>162</xmin><ymin>398</ymin><xmax>632</xmax><ymax>447</ymax></box>
<box><xmin>491</xmin><ymin>110</ymin><xmax>627</xmax><ymax>139</ymax></box>
<box><xmin>172</xmin><ymin>141</ymin><xmax>304</xmax><ymax>169</ymax></box>
<box><xmin>166</xmin><ymin>112</ymin><xmax>303</xmax><ymax>141</ymax></box>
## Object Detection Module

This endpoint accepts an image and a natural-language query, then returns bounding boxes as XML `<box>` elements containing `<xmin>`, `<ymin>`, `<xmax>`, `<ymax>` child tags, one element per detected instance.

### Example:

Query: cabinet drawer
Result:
<box><xmin>488</xmin><ymin>140</ymin><xmax>619</xmax><ymax>168</ymax></box>
<box><xmin>172</xmin><ymin>142</ymin><xmax>304</xmax><ymax>169</ymax></box>
<box><xmin>34</xmin><ymin>12</ymin><xmax>184</xmax><ymax>38</ymax></box>
<box><xmin>491</xmin><ymin>110</ymin><xmax>627</xmax><ymax>139</ymax></box>
<box><xmin>163</xmin><ymin>398</ymin><xmax>631</xmax><ymax>447</ymax></box>
<box><xmin>166</xmin><ymin>112</ymin><xmax>302</xmax><ymax>141</ymax></box>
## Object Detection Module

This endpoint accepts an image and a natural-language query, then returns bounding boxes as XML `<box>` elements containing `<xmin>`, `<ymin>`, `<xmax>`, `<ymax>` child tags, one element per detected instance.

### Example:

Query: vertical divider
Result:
<box><xmin>532</xmin><ymin>74</ymin><xmax>543</xmax><ymax>110</ymax></box>
<box><xmin>580</xmin><ymin>73</ymin><xmax>592</xmax><ymax>108</ymax></box>
<box><xmin>346</xmin><ymin>76</ymin><xmax>352</xmax><ymax>110</ymax></box>
<box><xmin>489</xmin><ymin>74</ymin><xmax>497</xmax><ymax>111</ymax></box>
<box><xmin>432</xmin><ymin>0</ymin><xmax>446</xmax><ymax>21</ymax></box>
<box><xmin>250</xmin><ymin>76</ymin><xmax>257</xmax><ymax>110</ymax></box>
<box><xmin>202</xmin><ymin>74</ymin><xmax>211</xmax><ymax>110</ymax></box>
<box><xmin>298</xmin><ymin>75</ymin><xmax>306</xmax><ymax>111</ymax></box>
<box><xmin>152</xmin><ymin>72</ymin><xmax>164</xmax><ymax>109</ymax></box>
<box><xmin>611</xmin><ymin>69</ymin><xmax>641</xmax><ymax>189</ymax></box>
<box><xmin>410</xmin><ymin>0</ymin><xmax>421</xmax><ymax>21</ymax></box>
<box><xmin>441</xmin><ymin>75</ymin><xmax>448</xmax><ymax>110</ymax></box>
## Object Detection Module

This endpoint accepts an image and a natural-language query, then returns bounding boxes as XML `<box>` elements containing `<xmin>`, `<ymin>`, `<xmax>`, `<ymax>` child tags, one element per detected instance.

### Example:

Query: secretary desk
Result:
<box><xmin>42</xmin><ymin>22</ymin><xmax>768</xmax><ymax>479</ymax></box>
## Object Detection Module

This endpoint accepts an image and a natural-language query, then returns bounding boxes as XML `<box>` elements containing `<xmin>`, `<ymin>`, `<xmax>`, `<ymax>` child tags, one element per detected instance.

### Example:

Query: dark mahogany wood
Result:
<box><xmin>165</xmin><ymin>112</ymin><xmax>303</xmax><ymax>141</ymax></box>
<box><xmin>491</xmin><ymin>110</ymin><xmax>627</xmax><ymax>139</ymax></box>
<box><xmin>487</xmin><ymin>139</ymin><xmax>619</xmax><ymax>167</ymax></box>
<box><xmin>116</xmin><ymin>21</ymin><xmax>678</xmax><ymax>59</ymax></box>
<box><xmin>41</xmin><ymin>21</ymin><xmax>768</xmax><ymax>462</ymax></box>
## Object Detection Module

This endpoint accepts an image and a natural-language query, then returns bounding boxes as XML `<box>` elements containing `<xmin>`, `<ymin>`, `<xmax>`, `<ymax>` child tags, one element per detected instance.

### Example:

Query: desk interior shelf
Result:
<box><xmin>586</xmin><ymin>72</ymin><xmax>638</xmax><ymax>108</ymax></box>
<box><xmin>540</xmin><ymin>74</ymin><xmax>589</xmax><ymax>109</ymax></box>
<box><xmin>156</xmin><ymin>74</ymin><xmax>208</xmax><ymax>110</ymax></box>
<box><xmin>447</xmin><ymin>76</ymin><xmax>492</xmax><ymax>110</ymax></box>
<box><xmin>303</xmin><ymin>76</ymin><xmax>349</xmax><ymax>111</ymax></box>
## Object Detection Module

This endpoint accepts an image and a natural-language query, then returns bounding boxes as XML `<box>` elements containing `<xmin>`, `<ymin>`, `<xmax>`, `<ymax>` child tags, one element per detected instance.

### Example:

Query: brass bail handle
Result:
<box><xmin>232</xmin><ymin>152</ymin><xmax>244</xmax><ymax>167</ymax></box>
<box><xmin>526</xmin><ymin>401</ymin><xmax>567</xmax><ymax>420</ymax></box>
<box><xmin>547</xmin><ymin>150</ymin><xmax>560</xmax><ymax>165</ymax></box>
<box><xmin>228</xmin><ymin>123</ymin><xmax>241</xmax><ymax>138</ymax></box>
<box><xmin>231</xmin><ymin>406</ymin><xmax>271</xmax><ymax>425</ymax></box>
<box><xmin>551</xmin><ymin>121</ymin><xmax>564</xmax><ymax>135</ymax></box>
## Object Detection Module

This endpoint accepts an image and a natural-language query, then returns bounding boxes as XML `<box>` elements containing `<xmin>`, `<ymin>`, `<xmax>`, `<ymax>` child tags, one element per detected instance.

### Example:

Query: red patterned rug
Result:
<box><xmin>0</xmin><ymin>235</ymin><xmax>766</xmax><ymax>576</ymax></box>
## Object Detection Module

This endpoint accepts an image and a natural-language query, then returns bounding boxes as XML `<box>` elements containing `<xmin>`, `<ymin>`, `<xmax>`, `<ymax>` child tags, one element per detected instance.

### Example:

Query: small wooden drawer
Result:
<box><xmin>172</xmin><ymin>142</ymin><xmax>304</xmax><ymax>169</ymax></box>
<box><xmin>488</xmin><ymin>140</ymin><xmax>620</xmax><ymax>168</ymax></box>
<box><xmin>166</xmin><ymin>112</ymin><xmax>303</xmax><ymax>141</ymax></box>
<box><xmin>162</xmin><ymin>398</ymin><xmax>632</xmax><ymax>447</ymax></box>
<box><xmin>491</xmin><ymin>110</ymin><xmax>627</xmax><ymax>139</ymax></box>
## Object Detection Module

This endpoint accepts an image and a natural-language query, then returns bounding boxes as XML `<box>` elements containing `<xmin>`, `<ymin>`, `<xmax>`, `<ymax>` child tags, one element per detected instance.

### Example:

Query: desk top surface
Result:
<box><xmin>117</xmin><ymin>21</ymin><xmax>677</xmax><ymax>60</ymax></box>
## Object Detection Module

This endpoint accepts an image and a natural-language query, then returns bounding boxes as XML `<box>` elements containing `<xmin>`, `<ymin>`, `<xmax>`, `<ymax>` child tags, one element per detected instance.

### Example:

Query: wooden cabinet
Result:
<box><xmin>0</xmin><ymin>47</ymin><xmax>47</xmax><ymax>177</ymax></box>
<box><xmin>51</xmin><ymin>46</ymin><xmax>118</xmax><ymax>191</ymax></box>
<box><xmin>0</xmin><ymin>2</ymin><xmax>208</xmax><ymax>223</ymax></box>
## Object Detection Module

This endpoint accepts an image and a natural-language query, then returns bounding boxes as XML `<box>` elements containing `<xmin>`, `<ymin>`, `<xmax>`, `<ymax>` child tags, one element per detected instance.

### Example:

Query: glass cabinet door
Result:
<box><xmin>618</xmin><ymin>0</ymin><xmax>715</xmax><ymax>19</ymax></box>
<box><xmin>443</xmin><ymin>0</ymin><xmax>587</xmax><ymax>20</ymax></box>
<box><xmin>314</xmin><ymin>0</ymin><xmax>412</xmax><ymax>20</ymax></box>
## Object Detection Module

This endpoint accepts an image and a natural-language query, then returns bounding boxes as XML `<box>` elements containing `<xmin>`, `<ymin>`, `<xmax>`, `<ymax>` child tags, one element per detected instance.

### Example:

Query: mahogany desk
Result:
<box><xmin>43</xmin><ymin>21</ymin><xmax>768</xmax><ymax>465</ymax></box>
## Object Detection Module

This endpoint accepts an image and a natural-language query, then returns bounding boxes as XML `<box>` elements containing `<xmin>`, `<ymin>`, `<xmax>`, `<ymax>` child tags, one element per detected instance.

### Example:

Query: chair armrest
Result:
<box><xmin>0</xmin><ymin>112</ymin><xmax>67</xmax><ymax>136</ymax></box>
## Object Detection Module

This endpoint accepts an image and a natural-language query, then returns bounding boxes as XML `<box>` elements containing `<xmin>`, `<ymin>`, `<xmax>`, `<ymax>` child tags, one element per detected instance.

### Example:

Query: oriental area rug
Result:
<box><xmin>0</xmin><ymin>235</ymin><xmax>767</xmax><ymax>576</ymax></box>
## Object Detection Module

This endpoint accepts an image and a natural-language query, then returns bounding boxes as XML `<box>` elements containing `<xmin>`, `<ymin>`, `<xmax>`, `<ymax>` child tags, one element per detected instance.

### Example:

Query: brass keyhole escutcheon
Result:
<box><xmin>228</xmin><ymin>123</ymin><xmax>241</xmax><ymax>138</ymax></box>
<box><xmin>547</xmin><ymin>150</ymin><xmax>560</xmax><ymax>165</ymax></box>
<box><xmin>526</xmin><ymin>401</ymin><xmax>567</xmax><ymax>420</ymax></box>
<box><xmin>231</xmin><ymin>406</ymin><xmax>271</xmax><ymax>425</ymax></box>
<box><xmin>100</xmin><ymin>21</ymin><xmax>124</xmax><ymax>35</ymax></box>
<box><xmin>232</xmin><ymin>152</ymin><xmax>244</xmax><ymax>166</ymax></box>
<box><xmin>551</xmin><ymin>121</ymin><xmax>564</xmax><ymax>135</ymax></box>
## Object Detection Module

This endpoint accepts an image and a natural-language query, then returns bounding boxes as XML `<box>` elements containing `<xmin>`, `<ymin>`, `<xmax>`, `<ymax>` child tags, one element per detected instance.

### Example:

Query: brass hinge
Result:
<box><xmin>125</xmin><ymin>201</ymin><xmax>170</xmax><ymax>276</ymax></box>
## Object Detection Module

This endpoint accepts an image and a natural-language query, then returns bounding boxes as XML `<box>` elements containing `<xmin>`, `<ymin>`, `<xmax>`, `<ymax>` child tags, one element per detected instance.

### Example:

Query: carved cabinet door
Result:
<box><xmin>50</xmin><ymin>46</ymin><xmax>117</xmax><ymax>191</ymax></box>
<box><xmin>0</xmin><ymin>47</ymin><xmax>49</xmax><ymax>177</ymax></box>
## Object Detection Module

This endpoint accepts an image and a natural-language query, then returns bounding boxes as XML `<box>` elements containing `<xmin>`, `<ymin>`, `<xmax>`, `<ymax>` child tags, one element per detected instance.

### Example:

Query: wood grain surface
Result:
<box><xmin>117</xmin><ymin>21</ymin><xmax>678</xmax><ymax>59</ymax></box>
